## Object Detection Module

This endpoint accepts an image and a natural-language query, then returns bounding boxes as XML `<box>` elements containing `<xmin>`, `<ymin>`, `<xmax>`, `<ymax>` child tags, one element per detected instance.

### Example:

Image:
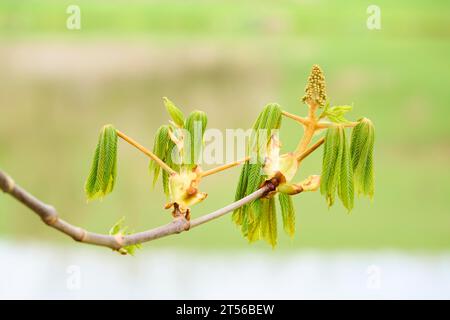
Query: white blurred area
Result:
<box><xmin>1</xmin><ymin>241</ymin><xmax>449</xmax><ymax>300</ymax></box>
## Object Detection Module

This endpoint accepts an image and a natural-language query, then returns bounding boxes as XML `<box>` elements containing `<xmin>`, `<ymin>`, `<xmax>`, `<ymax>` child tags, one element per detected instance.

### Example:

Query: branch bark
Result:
<box><xmin>0</xmin><ymin>169</ymin><xmax>270</xmax><ymax>251</ymax></box>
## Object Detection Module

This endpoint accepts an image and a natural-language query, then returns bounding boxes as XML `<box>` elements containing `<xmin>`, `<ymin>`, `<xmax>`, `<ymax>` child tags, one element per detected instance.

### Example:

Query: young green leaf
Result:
<box><xmin>320</xmin><ymin>105</ymin><xmax>353</xmax><ymax>124</ymax></box>
<box><xmin>351</xmin><ymin>118</ymin><xmax>375</xmax><ymax>199</ymax></box>
<box><xmin>337</xmin><ymin>128</ymin><xmax>354</xmax><ymax>212</ymax></box>
<box><xmin>163</xmin><ymin>97</ymin><xmax>185</xmax><ymax>128</ymax></box>
<box><xmin>321</xmin><ymin>125</ymin><xmax>355</xmax><ymax>210</ymax></box>
<box><xmin>320</xmin><ymin>126</ymin><xmax>341</xmax><ymax>207</ymax></box>
<box><xmin>109</xmin><ymin>217</ymin><xmax>142</xmax><ymax>255</ymax></box>
<box><xmin>149</xmin><ymin>125</ymin><xmax>170</xmax><ymax>186</ymax></box>
<box><xmin>245</xmin><ymin>209</ymin><xmax>261</xmax><ymax>243</ymax></box>
<box><xmin>149</xmin><ymin>124</ymin><xmax>177</xmax><ymax>196</ymax></box>
<box><xmin>232</xmin><ymin>162</ymin><xmax>250</xmax><ymax>225</ymax></box>
<box><xmin>184</xmin><ymin>110</ymin><xmax>208</xmax><ymax>169</ymax></box>
<box><xmin>85</xmin><ymin>124</ymin><xmax>118</xmax><ymax>201</ymax></box>
<box><xmin>244</xmin><ymin>104</ymin><xmax>282</xmax><ymax>198</ymax></box>
<box><xmin>278</xmin><ymin>193</ymin><xmax>295</xmax><ymax>238</ymax></box>
<box><xmin>259</xmin><ymin>197</ymin><xmax>277</xmax><ymax>248</ymax></box>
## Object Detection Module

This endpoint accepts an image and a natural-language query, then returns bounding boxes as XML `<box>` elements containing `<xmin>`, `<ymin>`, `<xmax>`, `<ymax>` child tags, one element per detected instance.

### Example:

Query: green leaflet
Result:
<box><xmin>232</xmin><ymin>162</ymin><xmax>249</xmax><ymax>225</ymax></box>
<box><xmin>259</xmin><ymin>197</ymin><xmax>277</xmax><ymax>248</ymax></box>
<box><xmin>184</xmin><ymin>110</ymin><xmax>208</xmax><ymax>169</ymax></box>
<box><xmin>163</xmin><ymin>97</ymin><xmax>185</xmax><ymax>128</ymax></box>
<box><xmin>162</xmin><ymin>138</ymin><xmax>179</xmax><ymax>196</ymax></box>
<box><xmin>320</xmin><ymin>126</ymin><xmax>341</xmax><ymax>207</ymax></box>
<box><xmin>320</xmin><ymin>104</ymin><xmax>353</xmax><ymax>124</ymax></box>
<box><xmin>337</xmin><ymin>128</ymin><xmax>354</xmax><ymax>212</ymax></box>
<box><xmin>320</xmin><ymin>125</ymin><xmax>354</xmax><ymax>211</ymax></box>
<box><xmin>109</xmin><ymin>217</ymin><xmax>141</xmax><ymax>255</ymax></box>
<box><xmin>233</xmin><ymin>103</ymin><xmax>282</xmax><ymax>247</ymax></box>
<box><xmin>149</xmin><ymin>125</ymin><xmax>177</xmax><ymax>196</ymax></box>
<box><xmin>279</xmin><ymin>193</ymin><xmax>295</xmax><ymax>238</ymax></box>
<box><xmin>351</xmin><ymin>118</ymin><xmax>375</xmax><ymax>199</ymax></box>
<box><xmin>85</xmin><ymin>124</ymin><xmax>118</xmax><ymax>201</ymax></box>
<box><xmin>149</xmin><ymin>125</ymin><xmax>170</xmax><ymax>186</ymax></box>
<box><xmin>245</xmin><ymin>104</ymin><xmax>282</xmax><ymax>198</ymax></box>
<box><xmin>245</xmin><ymin>198</ymin><xmax>277</xmax><ymax>248</ymax></box>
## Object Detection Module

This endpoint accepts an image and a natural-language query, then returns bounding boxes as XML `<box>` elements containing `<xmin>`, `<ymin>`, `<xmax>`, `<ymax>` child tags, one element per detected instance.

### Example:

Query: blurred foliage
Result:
<box><xmin>0</xmin><ymin>0</ymin><xmax>449</xmax><ymax>251</ymax></box>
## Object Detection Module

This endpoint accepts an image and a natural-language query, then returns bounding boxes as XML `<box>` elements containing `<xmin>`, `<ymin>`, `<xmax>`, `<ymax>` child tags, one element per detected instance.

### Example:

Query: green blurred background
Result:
<box><xmin>0</xmin><ymin>0</ymin><xmax>449</xmax><ymax>251</ymax></box>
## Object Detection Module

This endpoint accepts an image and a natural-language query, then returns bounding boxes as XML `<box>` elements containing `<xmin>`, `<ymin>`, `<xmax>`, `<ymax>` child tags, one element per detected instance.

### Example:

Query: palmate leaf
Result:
<box><xmin>320</xmin><ymin>104</ymin><xmax>353</xmax><ymax>124</ymax></box>
<box><xmin>320</xmin><ymin>125</ymin><xmax>354</xmax><ymax>211</ymax></box>
<box><xmin>278</xmin><ymin>193</ymin><xmax>295</xmax><ymax>238</ymax></box>
<box><xmin>233</xmin><ymin>103</ymin><xmax>282</xmax><ymax>247</ymax></box>
<box><xmin>351</xmin><ymin>118</ymin><xmax>375</xmax><ymax>199</ymax></box>
<box><xmin>234</xmin><ymin>104</ymin><xmax>281</xmax><ymax>213</ymax></box>
<box><xmin>184</xmin><ymin>110</ymin><xmax>208</xmax><ymax>169</ymax></box>
<box><xmin>85</xmin><ymin>124</ymin><xmax>118</xmax><ymax>201</ymax></box>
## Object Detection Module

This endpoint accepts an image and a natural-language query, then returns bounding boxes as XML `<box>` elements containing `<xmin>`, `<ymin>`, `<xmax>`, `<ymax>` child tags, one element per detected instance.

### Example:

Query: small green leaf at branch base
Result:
<box><xmin>109</xmin><ymin>217</ymin><xmax>142</xmax><ymax>255</ymax></box>
<box><xmin>85</xmin><ymin>124</ymin><xmax>118</xmax><ymax>201</ymax></box>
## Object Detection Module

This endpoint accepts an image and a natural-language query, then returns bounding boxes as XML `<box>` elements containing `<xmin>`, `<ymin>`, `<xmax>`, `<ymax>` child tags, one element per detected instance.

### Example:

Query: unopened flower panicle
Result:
<box><xmin>302</xmin><ymin>64</ymin><xmax>327</xmax><ymax>107</ymax></box>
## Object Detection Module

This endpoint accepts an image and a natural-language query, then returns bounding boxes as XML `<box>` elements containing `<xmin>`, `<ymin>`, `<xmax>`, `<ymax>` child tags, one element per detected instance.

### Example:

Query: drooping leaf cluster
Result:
<box><xmin>233</xmin><ymin>104</ymin><xmax>296</xmax><ymax>247</ymax></box>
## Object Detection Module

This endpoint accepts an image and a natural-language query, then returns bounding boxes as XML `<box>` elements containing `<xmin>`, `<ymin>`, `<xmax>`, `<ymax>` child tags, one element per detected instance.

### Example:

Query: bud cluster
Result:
<box><xmin>302</xmin><ymin>64</ymin><xmax>327</xmax><ymax>107</ymax></box>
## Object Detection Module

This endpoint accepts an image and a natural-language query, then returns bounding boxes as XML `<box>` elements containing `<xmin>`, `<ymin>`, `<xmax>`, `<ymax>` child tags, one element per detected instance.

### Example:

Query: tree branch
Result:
<box><xmin>0</xmin><ymin>169</ymin><xmax>270</xmax><ymax>252</ymax></box>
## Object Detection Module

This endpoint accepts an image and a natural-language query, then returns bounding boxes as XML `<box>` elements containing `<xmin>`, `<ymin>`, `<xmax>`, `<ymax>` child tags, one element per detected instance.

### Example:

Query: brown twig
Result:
<box><xmin>0</xmin><ymin>169</ymin><xmax>269</xmax><ymax>251</ymax></box>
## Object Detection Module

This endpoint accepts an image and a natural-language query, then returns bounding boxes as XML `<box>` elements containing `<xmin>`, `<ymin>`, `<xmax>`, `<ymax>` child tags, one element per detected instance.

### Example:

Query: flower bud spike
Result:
<box><xmin>302</xmin><ymin>64</ymin><xmax>327</xmax><ymax>107</ymax></box>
